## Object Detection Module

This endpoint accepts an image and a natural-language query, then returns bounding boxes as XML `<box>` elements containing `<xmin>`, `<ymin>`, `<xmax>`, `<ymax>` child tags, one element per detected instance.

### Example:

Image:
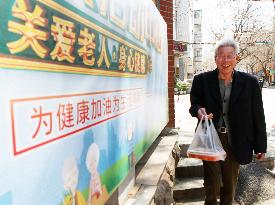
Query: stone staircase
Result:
<box><xmin>173</xmin><ymin>141</ymin><xmax>275</xmax><ymax>204</ymax></box>
<box><xmin>173</xmin><ymin>143</ymin><xmax>205</xmax><ymax>204</ymax></box>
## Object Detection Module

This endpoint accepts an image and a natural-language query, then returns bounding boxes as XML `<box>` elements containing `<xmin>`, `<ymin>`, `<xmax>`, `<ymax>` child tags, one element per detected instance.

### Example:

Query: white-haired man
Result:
<box><xmin>189</xmin><ymin>38</ymin><xmax>267</xmax><ymax>205</ymax></box>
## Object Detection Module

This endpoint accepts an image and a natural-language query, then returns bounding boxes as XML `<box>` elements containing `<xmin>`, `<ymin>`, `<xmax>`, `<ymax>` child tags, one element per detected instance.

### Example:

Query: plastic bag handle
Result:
<box><xmin>201</xmin><ymin>116</ymin><xmax>217</xmax><ymax>150</ymax></box>
<box><xmin>208</xmin><ymin>119</ymin><xmax>217</xmax><ymax>150</ymax></box>
<box><xmin>197</xmin><ymin>115</ymin><xmax>209</xmax><ymax>144</ymax></box>
<box><xmin>209</xmin><ymin>119</ymin><xmax>223</xmax><ymax>150</ymax></box>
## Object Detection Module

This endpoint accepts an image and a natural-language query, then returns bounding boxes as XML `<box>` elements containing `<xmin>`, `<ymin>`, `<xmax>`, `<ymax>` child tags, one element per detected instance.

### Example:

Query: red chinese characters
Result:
<box><xmin>77</xmin><ymin>100</ymin><xmax>90</xmax><ymax>124</ymax></box>
<box><xmin>57</xmin><ymin>103</ymin><xmax>75</xmax><ymax>130</ymax></box>
<box><xmin>31</xmin><ymin>106</ymin><xmax>52</xmax><ymax>138</ymax></box>
<box><xmin>11</xmin><ymin>88</ymin><xmax>144</xmax><ymax>155</ymax></box>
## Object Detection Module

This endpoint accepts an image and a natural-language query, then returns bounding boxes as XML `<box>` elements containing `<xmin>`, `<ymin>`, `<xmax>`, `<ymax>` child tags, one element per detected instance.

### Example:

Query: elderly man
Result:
<box><xmin>189</xmin><ymin>38</ymin><xmax>267</xmax><ymax>205</ymax></box>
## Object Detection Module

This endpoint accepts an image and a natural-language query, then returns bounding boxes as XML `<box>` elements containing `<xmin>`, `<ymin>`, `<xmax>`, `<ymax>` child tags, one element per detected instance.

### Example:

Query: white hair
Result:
<box><xmin>86</xmin><ymin>143</ymin><xmax>100</xmax><ymax>173</ymax></box>
<box><xmin>62</xmin><ymin>156</ymin><xmax>79</xmax><ymax>194</ymax></box>
<box><xmin>214</xmin><ymin>37</ymin><xmax>240</xmax><ymax>58</ymax></box>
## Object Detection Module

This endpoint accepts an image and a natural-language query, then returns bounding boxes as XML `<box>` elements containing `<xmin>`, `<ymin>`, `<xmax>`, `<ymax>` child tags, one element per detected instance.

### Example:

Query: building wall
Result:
<box><xmin>193</xmin><ymin>9</ymin><xmax>203</xmax><ymax>74</ymax></box>
<box><xmin>158</xmin><ymin>0</ymin><xmax>175</xmax><ymax>127</ymax></box>
<box><xmin>272</xmin><ymin>6</ymin><xmax>275</xmax><ymax>82</ymax></box>
<box><xmin>174</xmin><ymin>0</ymin><xmax>194</xmax><ymax>80</ymax></box>
<box><xmin>175</xmin><ymin>0</ymin><xmax>193</xmax><ymax>43</ymax></box>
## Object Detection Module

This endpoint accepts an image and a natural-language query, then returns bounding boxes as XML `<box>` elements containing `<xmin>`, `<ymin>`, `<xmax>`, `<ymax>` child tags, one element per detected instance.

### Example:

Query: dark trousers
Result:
<box><xmin>203</xmin><ymin>132</ymin><xmax>240</xmax><ymax>205</ymax></box>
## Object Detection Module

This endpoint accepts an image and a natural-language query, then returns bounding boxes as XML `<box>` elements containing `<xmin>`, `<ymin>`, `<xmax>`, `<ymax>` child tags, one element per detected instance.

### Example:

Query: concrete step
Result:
<box><xmin>177</xmin><ymin>132</ymin><xmax>192</xmax><ymax>157</ymax></box>
<box><xmin>136</xmin><ymin>135</ymin><xmax>178</xmax><ymax>186</ymax></box>
<box><xmin>176</xmin><ymin>158</ymin><xmax>203</xmax><ymax>178</ymax></box>
<box><xmin>175</xmin><ymin>200</ymin><xmax>240</xmax><ymax>205</ymax></box>
<box><xmin>174</xmin><ymin>200</ymin><xmax>205</xmax><ymax>205</ymax></box>
<box><xmin>253</xmin><ymin>156</ymin><xmax>275</xmax><ymax>170</ymax></box>
<box><xmin>124</xmin><ymin>184</ymin><xmax>157</xmax><ymax>205</ymax></box>
<box><xmin>173</xmin><ymin>177</ymin><xmax>205</xmax><ymax>202</ymax></box>
<box><xmin>178</xmin><ymin>144</ymin><xmax>190</xmax><ymax>157</ymax></box>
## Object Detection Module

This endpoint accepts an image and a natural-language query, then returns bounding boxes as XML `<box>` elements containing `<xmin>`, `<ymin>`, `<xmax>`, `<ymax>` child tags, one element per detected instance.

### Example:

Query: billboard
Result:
<box><xmin>0</xmin><ymin>0</ymin><xmax>168</xmax><ymax>204</ymax></box>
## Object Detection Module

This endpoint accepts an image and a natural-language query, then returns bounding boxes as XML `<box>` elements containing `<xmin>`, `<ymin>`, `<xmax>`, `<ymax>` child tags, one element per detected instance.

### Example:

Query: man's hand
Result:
<box><xmin>197</xmin><ymin>108</ymin><xmax>214</xmax><ymax>120</ymax></box>
<box><xmin>256</xmin><ymin>153</ymin><xmax>265</xmax><ymax>160</ymax></box>
<box><xmin>197</xmin><ymin>108</ymin><xmax>206</xmax><ymax>119</ymax></box>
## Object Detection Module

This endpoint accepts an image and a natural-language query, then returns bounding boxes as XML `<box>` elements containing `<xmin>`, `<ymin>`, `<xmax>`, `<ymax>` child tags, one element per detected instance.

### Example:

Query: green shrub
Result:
<box><xmin>174</xmin><ymin>78</ymin><xmax>191</xmax><ymax>92</ymax></box>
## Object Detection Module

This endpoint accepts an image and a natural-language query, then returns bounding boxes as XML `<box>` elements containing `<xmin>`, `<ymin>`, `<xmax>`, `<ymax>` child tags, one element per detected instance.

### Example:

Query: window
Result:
<box><xmin>175</xmin><ymin>67</ymin><xmax>179</xmax><ymax>78</ymax></box>
<box><xmin>194</xmin><ymin>49</ymin><xmax>202</xmax><ymax>57</ymax></box>
<box><xmin>194</xmin><ymin>24</ymin><xmax>201</xmax><ymax>32</ymax></box>
<box><xmin>194</xmin><ymin>10</ymin><xmax>202</xmax><ymax>19</ymax></box>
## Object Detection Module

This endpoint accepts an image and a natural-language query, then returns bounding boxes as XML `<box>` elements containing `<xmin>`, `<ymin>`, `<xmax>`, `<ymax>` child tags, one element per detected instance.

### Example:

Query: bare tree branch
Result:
<box><xmin>212</xmin><ymin>0</ymin><xmax>273</xmax><ymax>76</ymax></box>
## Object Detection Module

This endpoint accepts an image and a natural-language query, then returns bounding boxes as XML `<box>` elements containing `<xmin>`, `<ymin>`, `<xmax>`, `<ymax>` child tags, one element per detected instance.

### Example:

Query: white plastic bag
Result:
<box><xmin>187</xmin><ymin>116</ymin><xmax>226</xmax><ymax>161</ymax></box>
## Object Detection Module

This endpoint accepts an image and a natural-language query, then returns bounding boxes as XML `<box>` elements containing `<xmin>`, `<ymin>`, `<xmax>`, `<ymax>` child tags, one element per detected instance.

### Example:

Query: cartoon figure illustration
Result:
<box><xmin>62</xmin><ymin>157</ymin><xmax>86</xmax><ymax>205</ymax></box>
<box><xmin>86</xmin><ymin>143</ymin><xmax>102</xmax><ymax>204</ymax></box>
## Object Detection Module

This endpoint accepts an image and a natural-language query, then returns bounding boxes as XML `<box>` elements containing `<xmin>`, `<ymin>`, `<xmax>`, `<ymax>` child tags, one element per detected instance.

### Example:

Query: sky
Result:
<box><xmin>193</xmin><ymin>0</ymin><xmax>274</xmax><ymax>61</ymax></box>
<box><xmin>194</xmin><ymin>0</ymin><xmax>274</xmax><ymax>42</ymax></box>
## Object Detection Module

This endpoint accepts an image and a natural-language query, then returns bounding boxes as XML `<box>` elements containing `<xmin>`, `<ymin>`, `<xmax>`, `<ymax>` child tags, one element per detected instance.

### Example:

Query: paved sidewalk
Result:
<box><xmin>256</xmin><ymin>198</ymin><xmax>275</xmax><ymax>205</ymax></box>
<box><xmin>175</xmin><ymin>199</ymin><xmax>275</xmax><ymax>205</ymax></box>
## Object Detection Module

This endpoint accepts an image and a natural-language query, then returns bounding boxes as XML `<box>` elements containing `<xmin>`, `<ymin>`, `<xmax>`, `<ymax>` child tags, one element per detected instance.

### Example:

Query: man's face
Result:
<box><xmin>215</xmin><ymin>46</ymin><xmax>239</xmax><ymax>76</ymax></box>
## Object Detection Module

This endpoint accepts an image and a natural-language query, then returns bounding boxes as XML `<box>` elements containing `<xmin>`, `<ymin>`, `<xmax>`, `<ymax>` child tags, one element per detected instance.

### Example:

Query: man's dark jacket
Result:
<box><xmin>189</xmin><ymin>69</ymin><xmax>267</xmax><ymax>165</ymax></box>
